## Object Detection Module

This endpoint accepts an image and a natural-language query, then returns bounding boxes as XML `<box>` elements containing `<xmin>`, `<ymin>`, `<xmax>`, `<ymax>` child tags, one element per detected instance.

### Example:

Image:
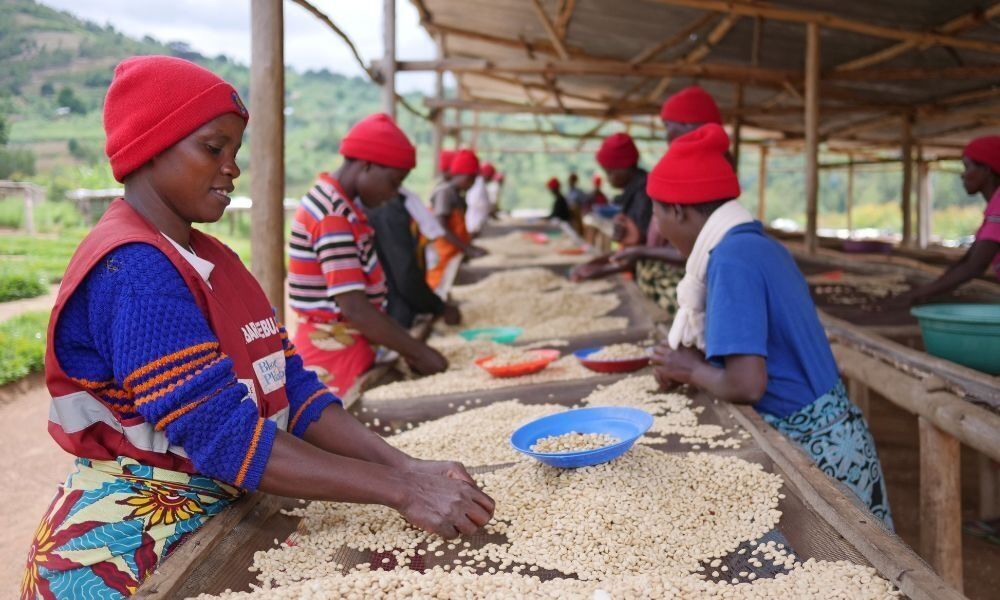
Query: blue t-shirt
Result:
<box><xmin>704</xmin><ymin>222</ymin><xmax>840</xmax><ymax>418</ymax></box>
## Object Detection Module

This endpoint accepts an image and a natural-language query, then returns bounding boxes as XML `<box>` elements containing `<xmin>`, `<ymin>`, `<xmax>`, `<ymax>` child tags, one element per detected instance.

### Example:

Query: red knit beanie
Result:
<box><xmin>596</xmin><ymin>133</ymin><xmax>640</xmax><ymax>170</ymax></box>
<box><xmin>963</xmin><ymin>136</ymin><xmax>1000</xmax><ymax>176</ymax></box>
<box><xmin>450</xmin><ymin>149</ymin><xmax>480</xmax><ymax>176</ymax></box>
<box><xmin>546</xmin><ymin>177</ymin><xmax>560</xmax><ymax>191</ymax></box>
<box><xmin>439</xmin><ymin>150</ymin><xmax>456</xmax><ymax>173</ymax></box>
<box><xmin>647</xmin><ymin>124</ymin><xmax>740</xmax><ymax>204</ymax></box>
<box><xmin>340</xmin><ymin>113</ymin><xmax>416</xmax><ymax>170</ymax></box>
<box><xmin>481</xmin><ymin>162</ymin><xmax>497</xmax><ymax>179</ymax></box>
<box><xmin>660</xmin><ymin>85</ymin><xmax>723</xmax><ymax>125</ymax></box>
<box><xmin>593</xmin><ymin>174</ymin><xmax>602</xmax><ymax>187</ymax></box>
<box><xmin>103</xmin><ymin>55</ymin><xmax>249</xmax><ymax>183</ymax></box>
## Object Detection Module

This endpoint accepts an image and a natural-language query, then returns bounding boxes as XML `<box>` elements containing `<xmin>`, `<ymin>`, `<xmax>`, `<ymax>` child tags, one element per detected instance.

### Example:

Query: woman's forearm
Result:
<box><xmin>259</xmin><ymin>429</ymin><xmax>408</xmax><ymax>506</ymax></box>
<box><xmin>689</xmin><ymin>356</ymin><xmax>767</xmax><ymax>405</ymax></box>
<box><xmin>303</xmin><ymin>404</ymin><xmax>412</xmax><ymax>469</ymax></box>
<box><xmin>338</xmin><ymin>291</ymin><xmax>427</xmax><ymax>360</ymax></box>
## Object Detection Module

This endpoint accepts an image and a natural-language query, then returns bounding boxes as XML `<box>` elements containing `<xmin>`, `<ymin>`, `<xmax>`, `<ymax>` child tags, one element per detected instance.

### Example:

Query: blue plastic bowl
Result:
<box><xmin>510</xmin><ymin>406</ymin><xmax>653</xmax><ymax>468</ymax></box>
<box><xmin>911</xmin><ymin>304</ymin><xmax>1000</xmax><ymax>375</ymax></box>
<box><xmin>459</xmin><ymin>326</ymin><xmax>523</xmax><ymax>344</ymax></box>
<box><xmin>592</xmin><ymin>205</ymin><xmax>622</xmax><ymax>219</ymax></box>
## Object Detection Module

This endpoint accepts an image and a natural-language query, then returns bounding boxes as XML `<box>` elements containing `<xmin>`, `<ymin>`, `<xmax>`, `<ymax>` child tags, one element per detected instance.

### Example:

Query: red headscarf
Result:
<box><xmin>546</xmin><ymin>177</ymin><xmax>561</xmax><ymax>191</ymax></box>
<box><xmin>481</xmin><ymin>162</ymin><xmax>497</xmax><ymax>179</ymax></box>
<box><xmin>439</xmin><ymin>150</ymin><xmax>456</xmax><ymax>173</ymax></box>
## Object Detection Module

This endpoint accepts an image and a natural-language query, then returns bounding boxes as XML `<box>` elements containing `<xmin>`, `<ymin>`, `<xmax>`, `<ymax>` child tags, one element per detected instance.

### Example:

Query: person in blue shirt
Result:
<box><xmin>647</xmin><ymin>124</ymin><xmax>892</xmax><ymax>528</ymax></box>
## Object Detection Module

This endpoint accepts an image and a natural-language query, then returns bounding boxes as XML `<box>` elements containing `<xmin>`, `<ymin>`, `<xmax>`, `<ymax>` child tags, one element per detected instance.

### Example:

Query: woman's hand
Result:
<box><xmin>610</xmin><ymin>246</ymin><xmax>644</xmax><ymax>267</ymax></box>
<box><xmin>395</xmin><ymin>470</ymin><xmax>495</xmax><ymax>539</ymax></box>
<box><xmin>569</xmin><ymin>256</ymin><xmax>610</xmax><ymax>282</ymax></box>
<box><xmin>407</xmin><ymin>346</ymin><xmax>448</xmax><ymax>375</ymax></box>
<box><xmin>404</xmin><ymin>457</ymin><xmax>477</xmax><ymax>486</ymax></box>
<box><xmin>466</xmin><ymin>245</ymin><xmax>488</xmax><ymax>259</ymax></box>
<box><xmin>612</xmin><ymin>215</ymin><xmax>641</xmax><ymax>246</ymax></box>
<box><xmin>441</xmin><ymin>303</ymin><xmax>462</xmax><ymax>326</ymax></box>
<box><xmin>651</xmin><ymin>344</ymin><xmax>705</xmax><ymax>386</ymax></box>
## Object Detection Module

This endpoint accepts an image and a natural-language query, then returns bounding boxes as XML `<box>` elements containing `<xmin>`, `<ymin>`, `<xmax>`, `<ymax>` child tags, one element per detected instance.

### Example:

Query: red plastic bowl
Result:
<box><xmin>475</xmin><ymin>349</ymin><xmax>561</xmax><ymax>378</ymax></box>
<box><xmin>523</xmin><ymin>232</ymin><xmax>550</xmax><ymax>245</ymax></box>
<box><xmin>558</xmin><ymin>247</ymin><xmax>586</xmax><ymax>255</ymax></box>
<box><xmin>574</xmin><ymin>347</ymin><xmax>650</xmax><ymax>373</ymax></box>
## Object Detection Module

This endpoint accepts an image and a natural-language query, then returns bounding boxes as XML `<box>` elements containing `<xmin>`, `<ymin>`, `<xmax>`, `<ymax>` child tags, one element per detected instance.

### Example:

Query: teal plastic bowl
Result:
<box><xmin>459</xmin><ymin>326</ymin><xmax>523</xmax><ymax>344</ymax></box>
<box><xmin>911</xmin><ymin>304</ymin><xmax>1000</xmax><ymax>375</ymax></box>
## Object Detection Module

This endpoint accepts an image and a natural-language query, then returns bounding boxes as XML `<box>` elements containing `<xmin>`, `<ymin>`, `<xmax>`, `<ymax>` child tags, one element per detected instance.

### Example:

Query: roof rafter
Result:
<box><xmin>645</xmin><ymin>0</ymin><xmax>1000</xmax><ymax>54</ymax></box>
<box><xmin>529</xmin><ymin>0</ymin><xmax>571</xmax><ymax>60</ymax></box>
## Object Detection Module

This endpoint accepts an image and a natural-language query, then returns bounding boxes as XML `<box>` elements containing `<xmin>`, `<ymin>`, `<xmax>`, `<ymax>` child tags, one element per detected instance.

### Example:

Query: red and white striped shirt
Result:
<box><xmin>288</xmin><ymin>174</ymin><xmax>387</xmax><ymax>321</ymax></box>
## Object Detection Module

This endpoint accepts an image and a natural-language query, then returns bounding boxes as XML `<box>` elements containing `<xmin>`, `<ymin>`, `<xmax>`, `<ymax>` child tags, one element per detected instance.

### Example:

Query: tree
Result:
<box><xmin>40</xmin><ymin>81</ymin><xmax>54</xmax><ymax>96</ymax></box>
<box><xmin>56</xmin><ymin>86</ymin><xmax>86</xmax><ymax>115</ymax></box>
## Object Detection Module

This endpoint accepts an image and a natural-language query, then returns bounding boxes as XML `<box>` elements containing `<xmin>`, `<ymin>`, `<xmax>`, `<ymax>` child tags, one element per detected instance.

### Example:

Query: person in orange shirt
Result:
<box><xmin>426</xmin><ymin>149</ymin><xmax>487</xmax><ymax>289</ymax></box>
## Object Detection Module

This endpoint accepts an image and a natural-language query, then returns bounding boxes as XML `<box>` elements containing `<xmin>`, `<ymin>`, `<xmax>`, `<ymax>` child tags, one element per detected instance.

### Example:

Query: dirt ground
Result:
<box><xmin>0</xmin><ymin>377</ymin><xmax>74</xmax><ymax>598</ymax></box>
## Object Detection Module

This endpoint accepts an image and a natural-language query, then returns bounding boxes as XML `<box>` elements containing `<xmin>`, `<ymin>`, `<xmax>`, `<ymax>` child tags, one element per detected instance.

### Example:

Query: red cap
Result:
<box><xmin>596</xmin><ymin>133</ymin><xmax>640</xmax><ymax>170</ymax></box>
<box><xmin>450</xmin><ymin>149</ymin><xmax>480</xmax><ymax>176</ymax></box>
<box><xmin>340</xmin><ymin>113</ymin><xmax>416</xmax><ymax>170</ymax></box>
<box><xmin>103</xmin><ymin>55</ymin><xmax>249</xmax><ymax>183</ymax></box>
<box><xmin>481</xmin><ymin>162</ymin><xmax>497</xmax><ymax>179</ymax></box>
<box><xmin>660</xmin><ymin>85</ymin><xmax>723</xmax><ymax>125</ymax></box>
<box><xmin>647</xmin><ymin>124</ymin><xmax>740</xmax><ymax>204</ymax></box>
<box><xmin>963</xmin><ymin>136</ymin><xmax>1000</xmax><ymax>175</ymax></box>
<box><xmin>439</xmin><ymin>150</ymin><xmax>456</xmax><ymax>173</ymax></box>
<box><xmin>496</xmin><ymin>173</ymin><xmax>505</xmax><ymax>183</ymax></box>
<box><xmin>546</xmin><ymin>177</ymin><xmax>560</xmax><ymax>191</ymax></box>
<box><xmin>593</xmin><ymin>174</ymin><xmax>602</xmax><ymax>187</ymax></box>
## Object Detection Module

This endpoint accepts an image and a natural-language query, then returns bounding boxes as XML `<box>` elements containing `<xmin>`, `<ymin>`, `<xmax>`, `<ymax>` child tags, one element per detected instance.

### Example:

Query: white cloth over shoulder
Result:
<box><xmin>401</xmin><ymin>187</ymin><xmax>445</xmax><ymax>241</ymax></box>
<box><xmin>465</xmin><ymin>176</ymin><xmax>492</xmax><ymax>234</ymax></box>
<box><xmin>667</xmin><ymin>200</ymin><xmax>755</xmax><ymax>351</ymax></box>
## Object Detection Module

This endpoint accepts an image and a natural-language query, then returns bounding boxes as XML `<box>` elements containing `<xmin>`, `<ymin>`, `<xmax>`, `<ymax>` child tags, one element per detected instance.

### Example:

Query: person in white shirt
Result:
<box><xmin>465</xmin><ymin>162</ymin><xmax>496</xmax><ymax>235</ymax></box>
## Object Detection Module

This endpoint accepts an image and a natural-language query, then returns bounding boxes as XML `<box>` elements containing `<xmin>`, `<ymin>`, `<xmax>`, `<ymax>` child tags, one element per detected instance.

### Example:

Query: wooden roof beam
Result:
<box><xmin>386</xmin><ymin>57</ymin><xmax>793</xmax><ymax>86</ymax></box>
<box><xmin>629</xmin><ymin>12</ymin><xmax>718</xmax><ymax>65</ymax></box>
<box><xmin>648</xmin><ymin>13</ymin><xmax>740</xmax><ymax>101</ymax></box>
<box><xmin>555</xmin><ymin>0</ymin><xmax>578</xmax><ymax>39</ymax></box>
<box><xmin>645</xmin><ymin>0</ymin><xmax>1000</xmax><ymax>55</ymax></box>
<box><xmin>836</xmin><ymin>4</ymin><xmax>1000</xmax><ymax>71</ymax></box>
<box><xmin>529</xmin><ymin>0</ymin><xmax>570</xmax><ymax>60</ymax></box>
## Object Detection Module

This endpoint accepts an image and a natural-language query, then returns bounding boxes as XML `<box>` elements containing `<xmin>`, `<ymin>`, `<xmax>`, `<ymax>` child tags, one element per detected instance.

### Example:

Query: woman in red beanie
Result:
<box><xmin>546</xmin><ymin>176</ymin><xmax>572</xmax><ymax>222</ymax></box>
<box><xmin>892</xmin><ymin>135</ymin><xmax>1000</xmax><ymax>304</ymax></box>
<box><xmin>570</xmin><ymin>132</ymin><xmax>655</xmax><ymax>281</ymax></box>
<box><xmin>288</xmin><ymin>112</ymin><xmax>453</xmax><ymax>394</ymax></box>
<box><xmin>25</xmin><ymin>58</ymin><xmax>493</xmax><ymax>599</ymax></box>
<box><xmin>659</xmin><ymin>85</ymin><xmax>723</xmax><ymax>143</ymax></box>
<box><xmin>426</xmin><ymin>149</ymin><xmax>488</xmax><ymax>289</ymax></box>
<box><xmin>648</xmin><ymin>125</ymin><xmax>892</xmax><ymax>529</ymax></box>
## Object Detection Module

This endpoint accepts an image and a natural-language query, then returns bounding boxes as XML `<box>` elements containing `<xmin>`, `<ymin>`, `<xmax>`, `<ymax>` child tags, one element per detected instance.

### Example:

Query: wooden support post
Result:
<box><xmin>381</xmin><ymin>0</ymin><xmax>396</xmax><ymax>119</ymax></box>
<box><xmin>23</xmin><ymin>187</ymin><xmax>36</xmax><ymax>235</ymax></box>
<box><xmin>918</xmin><ymin>155</ymin><xmax>932</xmax><ymax>249</ymax></box>
<box><xmin>847</xmin><ymin>377</ymin><xmax>870</xmax><ymax>421</ymax></box>
<box><xmin>757</xmin><ymin>145</ymin><xmax>768</xmax><ymax>221</ymax></box>
<box><xmin>846</xmin><ymin>153</ymin><xmax>855</xmax><ymax>237</ymax></box>
<box><xmin>919</xmin><ymin>416</ymin><xmax>963</xmax><ymax>591</ymax></box>
<box><xmin>901</xmin><ymin>115</ymin><xmax>913</xmax><ymax>247</ymax></box>
<box><xmin>249</xmin><ymin>0</ymin><xmax>286</xmax><ymax>322</ymax></box>
<box><xmin>431</xmin><ymin>33</ymin><xmax>445</xmax><ymax>176</ymax></box>
<box><xmin>804</xmin><ymin>22</ymin><xmax>820</xmax><ymax>255</ymax></box>
<box><xmin>979</xmin><ymin>453</ymin><xmax>1000</xmax><ymax>520</ymax></box>
<box><xmin>732</xmin><ymin>84</ymin><xmax>744</xmax><ymax>175</ymax></box>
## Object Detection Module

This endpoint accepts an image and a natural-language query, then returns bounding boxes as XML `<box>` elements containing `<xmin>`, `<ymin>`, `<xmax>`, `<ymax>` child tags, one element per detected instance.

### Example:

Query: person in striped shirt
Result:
<box><xmin>288</xmin><ymin>113</ymin><xmax>448</xmax><ymax>396</ymax></box>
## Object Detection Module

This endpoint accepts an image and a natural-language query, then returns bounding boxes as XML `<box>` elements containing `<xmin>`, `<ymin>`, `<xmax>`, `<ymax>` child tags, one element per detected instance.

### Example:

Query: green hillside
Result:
<box><xmin>0</xmin><ymin>0</ymin><xmax>985</xmax><ymax>236</ymax></box>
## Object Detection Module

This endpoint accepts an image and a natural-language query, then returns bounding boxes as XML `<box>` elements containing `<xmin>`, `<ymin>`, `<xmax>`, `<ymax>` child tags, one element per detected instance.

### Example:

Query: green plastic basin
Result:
<box><xmin>910</xmin><ymin>304</ymin><xmax>1000</xmax><ymax>375</ymax></box>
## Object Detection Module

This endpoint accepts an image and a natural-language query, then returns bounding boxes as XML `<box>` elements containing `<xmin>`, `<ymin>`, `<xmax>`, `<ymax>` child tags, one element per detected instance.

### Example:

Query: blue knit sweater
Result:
<box><xmin>54</xmin><ymin>242</ymin><xmax>341</xmax><ymax>491</ymax></box>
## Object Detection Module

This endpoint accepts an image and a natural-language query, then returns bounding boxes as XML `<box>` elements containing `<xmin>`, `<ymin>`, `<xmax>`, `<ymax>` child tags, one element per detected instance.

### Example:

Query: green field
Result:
<box><xmin>0</xmin><ymin>310</ymin><xmax>48</xmax><ymax>386</ymax></box>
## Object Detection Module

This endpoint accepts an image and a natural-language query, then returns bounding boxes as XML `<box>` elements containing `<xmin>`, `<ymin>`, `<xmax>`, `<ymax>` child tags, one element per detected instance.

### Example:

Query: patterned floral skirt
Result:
<box><xmin>763</xmin><ymin>380</ymin><xmax>894</xmax><ymax>530</ymax></box>
<box><xmin>634</xmin><ymin>258</ymin><xmax>684</xmax><ymax>317</ymax></box>
<box><xmin>21</xmin><ymin>457</ymin><xmax>239</xmax><ymax>599</ymax></box>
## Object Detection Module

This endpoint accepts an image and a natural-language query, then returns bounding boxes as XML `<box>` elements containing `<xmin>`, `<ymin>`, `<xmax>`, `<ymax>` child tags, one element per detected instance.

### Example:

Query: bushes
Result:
<box><xmin>0</xmin><ymin>311</ymin><xmax>49</xmax><ymax>386</ymax></box>
<box><xmin>0</xmin><ymin>272</ymin><xmax>47</xmax><ymax>302</ymax></box>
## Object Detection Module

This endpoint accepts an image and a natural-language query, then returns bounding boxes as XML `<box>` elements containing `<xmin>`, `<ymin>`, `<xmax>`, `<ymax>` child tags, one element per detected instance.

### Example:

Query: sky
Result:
<box><xmin>37</xmin><ymin>0</ymin><xmax>439</xmax><ymax>92</ymax></box>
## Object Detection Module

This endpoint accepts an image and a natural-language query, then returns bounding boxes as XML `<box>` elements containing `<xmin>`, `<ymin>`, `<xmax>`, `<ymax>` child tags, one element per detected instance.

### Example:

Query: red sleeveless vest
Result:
<box><xmin>45</xmin><ymin>199</ymin><xmax>289</xmax><ymax>473</ymax></box>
